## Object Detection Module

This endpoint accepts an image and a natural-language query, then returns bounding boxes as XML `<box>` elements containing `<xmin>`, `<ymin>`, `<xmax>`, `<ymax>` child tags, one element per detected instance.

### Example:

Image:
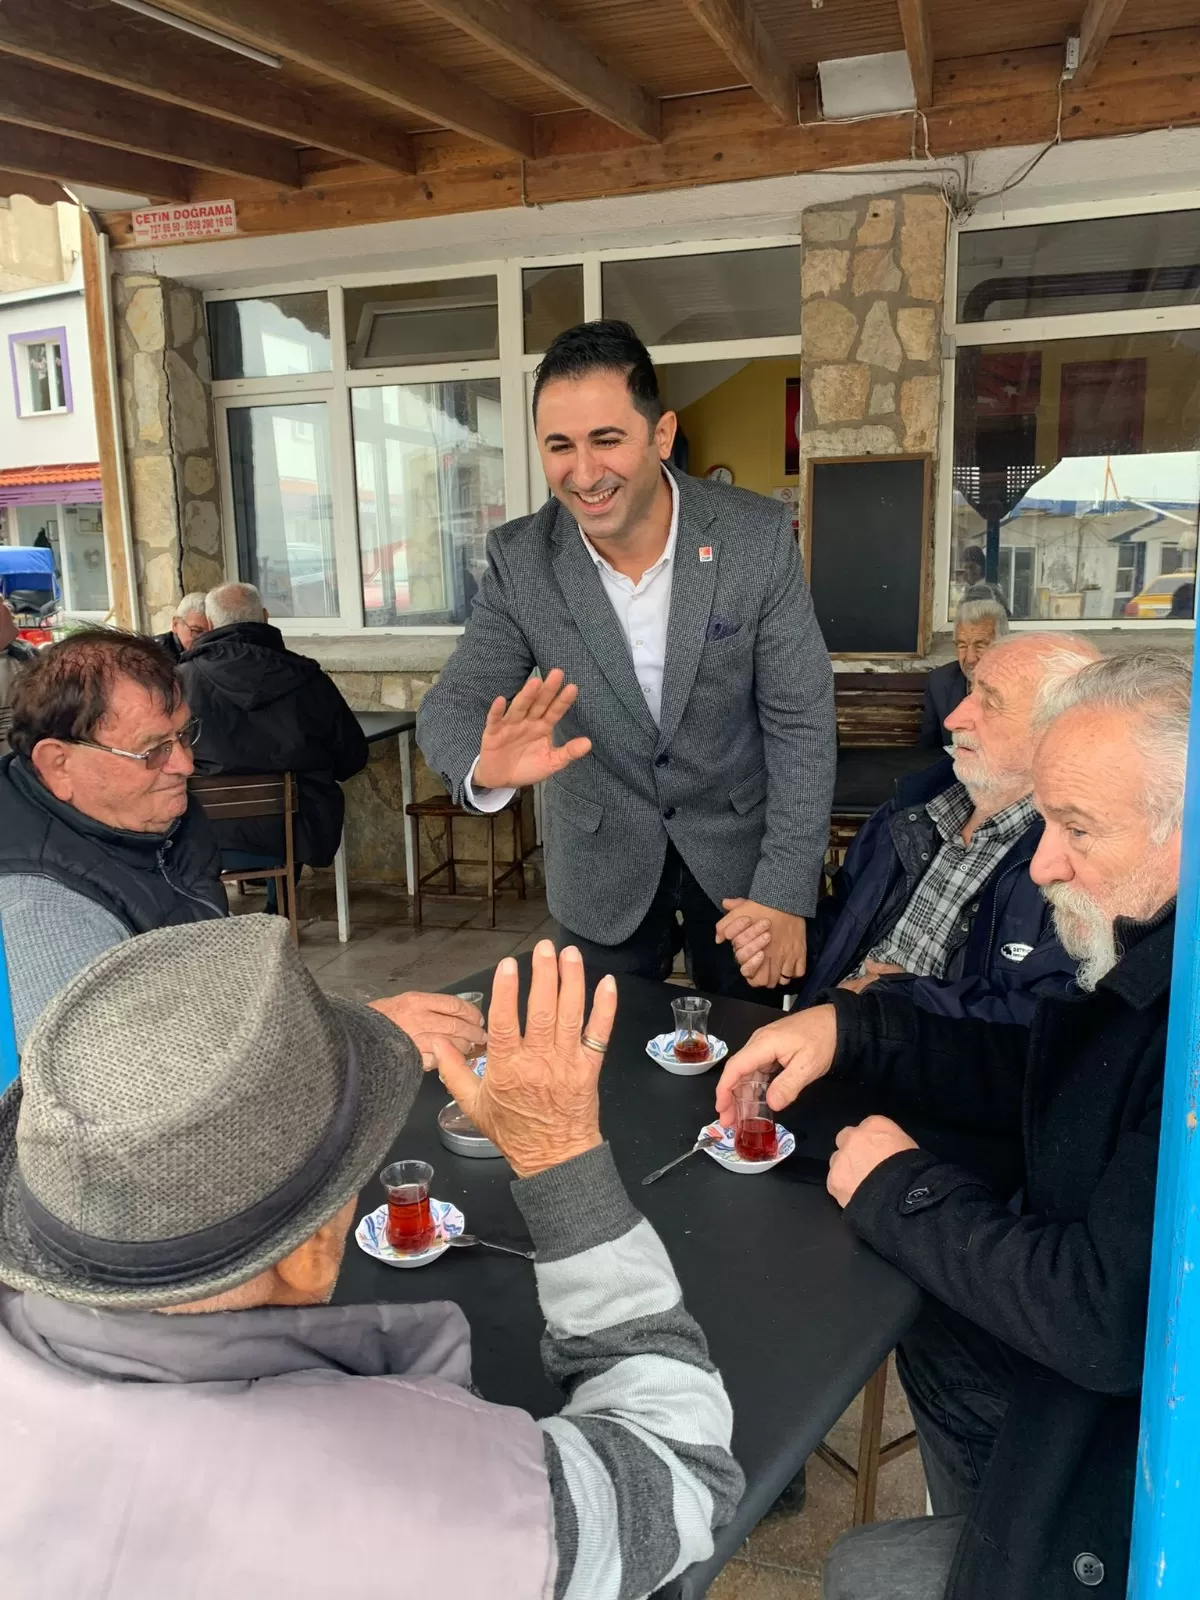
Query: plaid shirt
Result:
<box><xmin>865</xmin><ymin>784</ymin><xmax>1038</xmax><ymax>978</ymax></box>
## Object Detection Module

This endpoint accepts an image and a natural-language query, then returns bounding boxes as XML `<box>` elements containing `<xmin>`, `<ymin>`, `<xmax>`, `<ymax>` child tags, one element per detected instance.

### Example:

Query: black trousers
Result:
<box><xmin>553</xmin><ymin>842</ymin><xmax>775</xmax><ymax>1003</ymax></box>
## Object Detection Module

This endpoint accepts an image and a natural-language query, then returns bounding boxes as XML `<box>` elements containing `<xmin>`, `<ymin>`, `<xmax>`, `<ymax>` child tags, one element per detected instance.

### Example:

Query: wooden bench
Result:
<box><xmin>830</xmin><ymin>672</ymin><xmax>932</xmax><ymax>866</ymax></box>
<box><xmin>835</xmin><ymin>671</ymin><xmax>928</xmax><ymax>747</ymax></box>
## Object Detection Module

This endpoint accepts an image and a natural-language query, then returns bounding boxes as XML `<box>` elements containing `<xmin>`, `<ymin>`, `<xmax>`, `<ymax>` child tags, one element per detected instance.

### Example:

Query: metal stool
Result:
<box><xmin>405</xmin><ymin>793</ymin><xmax>527</xmax><ymax>930</ymax></box>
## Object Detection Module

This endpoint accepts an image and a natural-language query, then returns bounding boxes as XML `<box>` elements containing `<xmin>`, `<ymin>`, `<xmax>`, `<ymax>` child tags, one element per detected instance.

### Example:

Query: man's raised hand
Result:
<box><xmin>474</xmin><ymin>668</ymin><xmax>592</xmax><ymax>791</ymax></box>
<box><xmin>430</xmin><ymin>942</ymin><xmax>617</xmax><ymax>1179</ymax></box>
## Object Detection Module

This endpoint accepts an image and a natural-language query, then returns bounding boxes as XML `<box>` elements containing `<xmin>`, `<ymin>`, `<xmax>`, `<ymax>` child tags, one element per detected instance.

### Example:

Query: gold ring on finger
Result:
<box><xmin>581</xmin><ymin>1034</ymin><xmax>608</xmax><ymax>1054</ymax></box>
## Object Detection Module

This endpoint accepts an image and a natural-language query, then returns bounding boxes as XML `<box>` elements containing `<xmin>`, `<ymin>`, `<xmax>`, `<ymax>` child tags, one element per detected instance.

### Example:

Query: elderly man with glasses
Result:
<box><xmin>0</xmin><ymin>631</ymin><xmax>486</xmax><ymax>1064</ymax></box>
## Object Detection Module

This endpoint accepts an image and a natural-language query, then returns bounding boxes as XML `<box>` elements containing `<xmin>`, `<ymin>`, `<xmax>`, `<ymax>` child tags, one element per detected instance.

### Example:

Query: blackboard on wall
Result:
<box><xmin>806</xmin><ymin>455</ymin><xmax>930</xmax><ymax>656</ymax></box>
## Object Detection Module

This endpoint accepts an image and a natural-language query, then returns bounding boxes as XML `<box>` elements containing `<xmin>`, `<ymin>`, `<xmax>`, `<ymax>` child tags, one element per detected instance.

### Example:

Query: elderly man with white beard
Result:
<box><xmin>715</xmin><ymin>650</ymin><xmax>1190</xmax><ymax>1600</ymax></box>
<box><xmin>722</xmin><ymin>632</ymin><xmax>1099</xmax><ymax>1025</ymax></box>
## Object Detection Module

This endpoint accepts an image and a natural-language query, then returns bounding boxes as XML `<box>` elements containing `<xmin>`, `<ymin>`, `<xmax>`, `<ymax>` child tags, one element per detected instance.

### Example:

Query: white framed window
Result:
<box><xmin>943</xmin><ymin>199</ymin><xmax>1200</xmax><ymax>631</ymax></box>
<box><xmin>9</xmin><ymin>328</ymin><xmax>70</xmax><ymax>416</ymax></box>
<box><xmin>208</xmin><ymin>235</ymin><xmax>802</xmax><ymax>635</ymax></box>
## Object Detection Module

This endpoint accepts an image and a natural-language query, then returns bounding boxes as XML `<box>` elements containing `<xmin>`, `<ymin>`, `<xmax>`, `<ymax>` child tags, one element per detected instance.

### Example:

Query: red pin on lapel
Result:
<box><xmin>698</xmin><ymin>545</ymin><xmax>713</xmax><ymax>562</ymax></box>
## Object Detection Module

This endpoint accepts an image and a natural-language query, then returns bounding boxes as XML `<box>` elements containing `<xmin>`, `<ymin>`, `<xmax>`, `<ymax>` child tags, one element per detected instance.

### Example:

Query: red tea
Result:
<box><xmin>386</xmin><ymin>1190</ymin><xmax>435</xmax><ymax>1253</ymax></box>
<box><xmin>735</xmin><ymin>1118</ymin><xmax>779</xmax><ymax>1162</ymax></box>
<box><xmin>673</xmin><ymin>1035</ymin><xmax>712</xmax><ymax>1063</ymax></box>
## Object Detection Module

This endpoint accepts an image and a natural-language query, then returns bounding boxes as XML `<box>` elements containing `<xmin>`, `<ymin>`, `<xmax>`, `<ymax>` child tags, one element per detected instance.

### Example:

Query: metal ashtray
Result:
<box><xmin>437</xmin><ymin>1100</ymin><xmax>503</xmax><ymax>1159</ymax></box>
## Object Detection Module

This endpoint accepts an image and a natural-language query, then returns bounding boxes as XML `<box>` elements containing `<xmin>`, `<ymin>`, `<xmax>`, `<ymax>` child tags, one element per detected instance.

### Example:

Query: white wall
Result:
<box><xmin>0</xmin><ymin>268</ymin><xmax>97</xmax><ymax>471</ymax></box>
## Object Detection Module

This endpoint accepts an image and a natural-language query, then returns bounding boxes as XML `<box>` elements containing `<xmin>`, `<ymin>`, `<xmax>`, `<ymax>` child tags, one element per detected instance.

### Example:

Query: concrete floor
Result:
<box><xmin>253</xmin><ymin>878</ymin><xmax>929</xmax><ymax>1596</ymax></box>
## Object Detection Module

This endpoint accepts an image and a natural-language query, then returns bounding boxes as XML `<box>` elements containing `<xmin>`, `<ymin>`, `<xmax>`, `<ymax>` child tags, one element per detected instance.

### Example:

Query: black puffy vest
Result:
<box><xmin>0</xmin><ymin>753</ymin><xmax>227</xmax><ymax>932</ymax></box>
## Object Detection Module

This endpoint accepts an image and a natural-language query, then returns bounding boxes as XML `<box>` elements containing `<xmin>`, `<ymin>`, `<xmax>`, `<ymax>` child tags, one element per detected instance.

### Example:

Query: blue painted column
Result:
<box><xmin>0</xmin><ymin>921</ymin><xmax>17</xmax><ymax>1092</ymax></box>
<box><xmin>1128</xmin><ymin>626</ymin><xmax>1200</xmax><ymax>1598</ymax></box>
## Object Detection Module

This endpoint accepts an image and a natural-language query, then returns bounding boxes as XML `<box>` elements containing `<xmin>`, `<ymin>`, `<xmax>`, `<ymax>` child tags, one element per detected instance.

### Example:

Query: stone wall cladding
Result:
<box><xmin>113</xmin><ymin>273</ymin><xmax>224</xmax><ymax>631</ymax></box>
<box><xmin>325</xmin><ymin>668</ymin><xmax>541</xmax><ymax>891</ymax></box>
<box><xmin>799</xmin><ymin>191</ymin><xmax>947</xmax><ymax>559</ymax></box>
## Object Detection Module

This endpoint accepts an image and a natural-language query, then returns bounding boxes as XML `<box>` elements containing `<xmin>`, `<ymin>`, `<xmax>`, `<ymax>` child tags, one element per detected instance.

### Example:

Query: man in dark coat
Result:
<box><xmin>178</xmin><ymin>583</ymin><xmax>369</xmax><ymax>874</ymax></box>
<box><xmin>0</xmin><ymin>629</ymin><xmax>227</xmax><ymax>1050</ymax></box>
<box><xmin>919</xmin><ymin>597</ymin><xmax>1008</xmax><ymax>749</ymax></box>
<box><xmin>725</xmin><ymin>634</ymin><xmax>1096</xmax><ymax>1026</ymax></box>
<box><xmin>151</xmin><ymin>591</ymin><xmax>209</xmax><ymax>664</ymax></box>
<box><xmin>716</xmin><ymin>650</ymin><xmax>1190</xmax><ymax>1600</ymax></box>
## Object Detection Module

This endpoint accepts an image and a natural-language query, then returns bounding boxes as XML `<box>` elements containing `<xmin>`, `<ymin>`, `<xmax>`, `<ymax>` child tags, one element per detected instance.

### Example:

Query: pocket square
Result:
<box><xmin>706</xmin><ymin>616</ymin><xmax>742</xmax><ymax>642</ymax></box>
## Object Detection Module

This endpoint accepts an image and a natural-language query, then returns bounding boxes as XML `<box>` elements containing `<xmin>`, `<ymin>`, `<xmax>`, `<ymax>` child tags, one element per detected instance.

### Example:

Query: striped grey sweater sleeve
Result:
<box><xmin>512</xmin><ymin>1144</ymin><xmax>744</xmax><ymax>1600</ymax></box>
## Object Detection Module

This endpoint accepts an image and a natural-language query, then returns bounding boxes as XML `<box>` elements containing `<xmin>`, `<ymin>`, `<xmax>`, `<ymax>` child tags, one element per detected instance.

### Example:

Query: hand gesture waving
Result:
<box><xmin>474</xmin><ymin>668</ymin><xmax>593</xmax><ymax>791</ymax></box>
<box><xmin>432</xmin><ymin>941</ymin><xmax>617</xmax><ymax>1179</ymax></box>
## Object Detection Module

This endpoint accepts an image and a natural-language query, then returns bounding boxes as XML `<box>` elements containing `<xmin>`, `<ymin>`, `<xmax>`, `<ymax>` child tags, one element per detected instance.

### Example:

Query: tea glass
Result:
<box><xmin>731</xmin><ymin>1073</ymin><xmax>779</xmax><ymax>1162</ymax></box>
<box><xmin>380</xmin><ymin>1159</ymin><xmax>435</xmax><ymax>1253</ymax></box>
<box><xmin>457</xmin><ymin>990</ymin><xmax>486</xmax><ymax>1065</ymax></box>
<box><xmin>671</xmin><ymin>996</ymin><xmax>712</xmax><ymax>1064</ymax></box>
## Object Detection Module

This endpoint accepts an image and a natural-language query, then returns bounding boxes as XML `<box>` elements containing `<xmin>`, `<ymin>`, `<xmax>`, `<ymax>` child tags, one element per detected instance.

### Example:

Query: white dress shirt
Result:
<box><xmin>466</xmin><ymin>472</ymin><xmax>680</xmax><ymax>812</ymax></box>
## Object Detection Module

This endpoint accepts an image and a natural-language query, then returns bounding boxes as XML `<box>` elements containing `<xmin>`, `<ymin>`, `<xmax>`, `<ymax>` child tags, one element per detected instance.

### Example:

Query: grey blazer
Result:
<box><xmin>417</xmin><ymin>470</ymin><xmax>836</xmax><ymax>946</ymax></box>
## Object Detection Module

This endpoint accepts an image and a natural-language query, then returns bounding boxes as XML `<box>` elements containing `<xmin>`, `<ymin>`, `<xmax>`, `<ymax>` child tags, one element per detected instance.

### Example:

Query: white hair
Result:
<box><xmin>206</xmin><ymin>582</ymin><xmax>265</xmax><ymax>629</ymax></box>
<box><xmin>1036</xmin><ymin>651</ymin><xmax>1192</xmax><ymax>844</ymax></box>
<box><xmin>172</xmin><ymin>591</ymin><xmax>209</xmax><ymax>622</ymax></box>
<box><xmin>955</xmin><ymin>597</ymin><xmax>1009</xmax><ymax>635</ymax></box>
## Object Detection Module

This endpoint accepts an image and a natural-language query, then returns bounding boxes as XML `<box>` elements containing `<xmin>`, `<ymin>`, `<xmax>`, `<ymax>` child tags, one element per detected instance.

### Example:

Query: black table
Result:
<box><xmin>833</xmin><ymin>743</ymin><xmax>941</xmax><ymax>818</ymax></box>
<box><xmin>334</xmin><ymin>957</ymin><xmax>923</xmax><ymax>1597</ymax></box>
<box><xmin>355</xmin><ymin>709</ymin><xmax>417</xmax><ymax>744</ymax></box>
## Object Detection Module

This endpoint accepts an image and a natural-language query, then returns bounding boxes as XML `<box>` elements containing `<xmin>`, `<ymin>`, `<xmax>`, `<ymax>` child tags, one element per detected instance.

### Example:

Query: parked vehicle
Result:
<box><xmin>1123</xmin><ymin>571</ymin><xmax>1196</xmax><ymax>619</ymax></box>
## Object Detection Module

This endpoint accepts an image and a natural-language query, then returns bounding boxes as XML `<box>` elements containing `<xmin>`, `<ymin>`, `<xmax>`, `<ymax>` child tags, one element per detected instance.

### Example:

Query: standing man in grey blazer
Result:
<box><xmin>418</xmin><ymin>321</ymin><xmax>835</xmax><ymax>998</ymax></box>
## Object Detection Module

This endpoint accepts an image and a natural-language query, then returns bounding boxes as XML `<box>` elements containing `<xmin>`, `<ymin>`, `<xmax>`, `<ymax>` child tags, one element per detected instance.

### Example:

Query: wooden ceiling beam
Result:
<box><xmin>896</xmin><ymin>0</ymin><xmax>934</xmax><ymax>108</ymax></box>
<box><xmin>0</xmin><ymin>0</ymin><xmax>413</xmax><ymax>172</ymax></box>
<box><xmin>96</xmin><ymin>26</ymin><xmax>1200</xmax><ymax>245</ymax></box>
<box><xmin>676</xmin><ymin>0</ymin><xmax>798</xmax><ymax>123</ymax></box>
<box><xmin>417</xmin><ymin>0</ymin><xmax>660</xmax><ymax>143</ymax></box>
<box><xmin>162</xmin><ymin>0</ymin><xmax>536</xmax><ymax>156</ymax></box>
<box><xmin>0</xmin><ymin>169</ymin><xmax>69</xmax><ymax>206</ymax></box>
<box><xmin>0</xmin><ymin>59</ymin><xmax>301</xmax><ymax>188</ymax></box>
<box><xmin>1073</xmin><ymin>0</ymin><xmax>1129</xmax><ymax>88</ymax></box>
<box><xmin>1</xmin><ymin>126</ymin><xmax>191</xmax><ymax>202</ymax></box>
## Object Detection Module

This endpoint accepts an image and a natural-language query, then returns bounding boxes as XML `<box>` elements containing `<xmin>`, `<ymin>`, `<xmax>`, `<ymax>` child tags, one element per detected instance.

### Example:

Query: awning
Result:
<box><xmin>0</xmin><ymin>463</ymin><xmax>102</xmax><ymax>508</ymax></box>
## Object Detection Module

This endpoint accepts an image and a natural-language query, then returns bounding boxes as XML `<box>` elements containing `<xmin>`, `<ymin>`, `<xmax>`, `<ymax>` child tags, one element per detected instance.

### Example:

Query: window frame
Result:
<box><xmin>940</xmin><ymin>198</ymin><xmax>1200</xmax><ymax>632</ymax></box>
<box><xmin>9</xmin><ymin>326</ymin><xmax>71</xmax><ymax>417</ymax></box>
<box><xmin>207</xmin><ymin>236</ymin><xmax>802</xmax><ymax>636</ymax></box>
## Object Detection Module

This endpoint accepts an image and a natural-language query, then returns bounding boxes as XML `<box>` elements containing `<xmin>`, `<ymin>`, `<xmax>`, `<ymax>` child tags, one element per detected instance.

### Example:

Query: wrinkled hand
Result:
<box><xmin>838</xmin><ymin>958</ymin><xmax>907</xmax><ymax>995</ymax></box>
<box><xmin>716</xmin><ymin>900</ymin><xmax>807</xmax><ymax>987</ymax></box>
<box><xmin>369</xmin><ymin>991</ymin><xmax>486</xmax><ymax>1065</ymax></box>
<box><xmin>714</xmin><ymin>1003</ymin><xmax>837</xmax><ymax>1125</ymax></box>
<box><xmin>431</xmin><ymin>940</ymin><xmax>616</xmax><ymax>1178</ymax></box>
<box><xmin>827</xmin><ymin>1116</ymin><xmax>918</xmax><ymax>1208</ymax></box>
<box><xmin>473</xmin><ymin>668</ymin><xmax>593</xmax><ymax>791</ymax></box>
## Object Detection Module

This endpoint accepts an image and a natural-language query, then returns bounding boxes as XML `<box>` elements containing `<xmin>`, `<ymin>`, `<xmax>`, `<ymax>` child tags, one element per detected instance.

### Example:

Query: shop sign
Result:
<box><xmin>131</xmin><ymin>200</ymin><xmax>238</xmax><ymax>246</ymax></box>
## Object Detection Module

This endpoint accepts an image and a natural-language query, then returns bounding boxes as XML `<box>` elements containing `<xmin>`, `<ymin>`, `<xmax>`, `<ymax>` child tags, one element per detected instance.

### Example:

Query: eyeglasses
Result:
<box><xmin>71</xmin><ymin>717</ymin><xmax>202</xmax><ymax>772</ymax></box>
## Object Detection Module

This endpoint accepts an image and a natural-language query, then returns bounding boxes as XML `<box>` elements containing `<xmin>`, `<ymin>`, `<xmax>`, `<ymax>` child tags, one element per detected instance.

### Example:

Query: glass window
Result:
<box><xmin>523</xmin><ymin>265</ymin><xmax>584</xmax><ymax>355</ymax></box>
<box><xmin>351</xmin><ymin>380</ymin><xmax>505</xmax><ymax>626</ymax></box>
<box><xmin>601</xmin><ymin>248</ymin><xmax>800</xmax><ymax>345</ymax></box>
<box><xmin>226</xmin><ymin>402</ymin><xmax>338</xmax><ymax>618</ymax></box>
<box><xmin>16</xmin><ymin>339</ymin><xmax>66</xmax><ymax>413</ymax></box>
<box><xmin>208</xmin><ymin>293</ymin><xmax>331</xmax><ymax>379</ymax></box>
<box><xmin>659</xmin><ymin>356</ymin><xmax>801</xmax><ymax>496</ymax></box>
<box><xmin>345</xmin><ymin>278</ymin><xmax>498</xmax><ymax>369</ymax></box>
<box><xmin>951</xmin><ymin>331</ymin><xmax>1200</xmax><ymax>622</ymax></box>
<box><xmin>957</xmin><ymin>212</ymin><xmax>1200</xmax><ymax>323</ymax></box>
<box><xmin>61</xmin><ymin>505</ymin><xmax>109</xmax><ymax>613</ymax></box>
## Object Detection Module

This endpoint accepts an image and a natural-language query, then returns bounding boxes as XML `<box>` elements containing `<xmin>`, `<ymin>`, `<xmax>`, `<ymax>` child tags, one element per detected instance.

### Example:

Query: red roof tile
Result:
<box><xmin>0</xmin><ymin>463</ymin><xmax>101</xmax><ymax>488</ymax></box>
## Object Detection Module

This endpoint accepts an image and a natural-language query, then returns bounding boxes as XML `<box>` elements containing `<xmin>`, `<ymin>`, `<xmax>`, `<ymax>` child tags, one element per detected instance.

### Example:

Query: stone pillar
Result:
<box><xmin>112</xmin><ymin>273</ymin><xmax>224</xmax><ymax>632</ymax></box>
<box><xmin>798</xmin><ymin>190</ymin><xmax>947</xmax><ymax>544</ymax></box>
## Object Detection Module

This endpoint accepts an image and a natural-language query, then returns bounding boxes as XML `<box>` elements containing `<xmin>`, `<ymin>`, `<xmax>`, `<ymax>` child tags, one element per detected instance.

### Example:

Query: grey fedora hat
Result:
<box><xmin>0</xmin><ymin>914</ymin><xmax>421</xmax><ymax>1308</ymax></box>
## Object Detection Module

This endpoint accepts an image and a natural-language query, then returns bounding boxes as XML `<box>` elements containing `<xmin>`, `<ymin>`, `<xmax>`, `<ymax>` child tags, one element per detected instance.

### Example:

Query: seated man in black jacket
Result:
<box><xmin>716</xmin><ymin>650</ymin><xmax>1190</xmax><ymax>1600</ymax></box>
<box><xmin>723</xmin><ymin>633</ymin><xmax>1097</xmax><ymax>1026</ymax></box>
<box><xmin>918</xmin><ymin>597</ymin><xmax>1008</xmax><ymax>749</ymax></box>
<box><xmin>152</xmin><ymin>591</ymin><xmax>210</xmax><ymax>663</ymax></box>
<box><xmin>178</xmin><ymin>583</ymin><xmax>369</xmax><ymax>902</ymax></box>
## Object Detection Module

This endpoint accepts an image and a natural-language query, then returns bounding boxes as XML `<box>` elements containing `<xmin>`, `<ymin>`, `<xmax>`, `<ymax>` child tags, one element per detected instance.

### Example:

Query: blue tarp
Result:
<box><xmin>0</xmin><ymin>547</ymin><xmax>59</xmax><ymax>599</ymax></box>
